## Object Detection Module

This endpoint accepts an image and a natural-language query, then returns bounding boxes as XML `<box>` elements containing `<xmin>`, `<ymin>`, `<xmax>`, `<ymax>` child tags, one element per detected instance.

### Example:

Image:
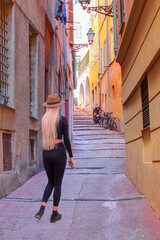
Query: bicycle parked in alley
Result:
<box><xmin>99</xmin><ymin>110</ymin><xmax>118</xmax><ymax>131</ymax></box>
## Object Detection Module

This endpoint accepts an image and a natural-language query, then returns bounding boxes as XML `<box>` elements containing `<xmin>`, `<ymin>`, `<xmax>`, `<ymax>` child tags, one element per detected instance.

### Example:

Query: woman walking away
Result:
<box><xmin>35</xmin><ymin>93</ymin><xmax>76</xmax><ymax>223</ymax></box>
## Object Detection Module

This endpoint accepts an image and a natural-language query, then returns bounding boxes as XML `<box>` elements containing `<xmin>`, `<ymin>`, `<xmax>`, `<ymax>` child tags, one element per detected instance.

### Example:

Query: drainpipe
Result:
<box><xmin>106</xmin><ymin>15</ymin><xmax>111</xmax><ymax>112</ymax></box>
<box><xmin>113</xmin><ymin>0</ymin><xmax>118</xmax><ymax>55</ymax></box>
<box><xmin>72</xmin><ymin>50</ymin><xmax>77</xmax><ymax>89</ymax></box>
<box><xmin>62</xmin><ymin>17</ymin><xmax>68</xmax><ymax>121</ymax></box>
<box><xmin>98</xmin><ymin>5</ymin><xmax>101</xmax><ymax>109</ymax></box>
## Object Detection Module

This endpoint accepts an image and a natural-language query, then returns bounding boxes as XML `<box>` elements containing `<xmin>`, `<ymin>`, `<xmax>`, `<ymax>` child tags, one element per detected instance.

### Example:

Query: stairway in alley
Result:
<box><xmin>72</xmin><ymin>106</ymin><xmax>125</xmax><ymax>162</ymax></box>
<box><xmin>1</xmin><ymin>106</ymin><xmax>160</xmax><ymax>240</ymax></box>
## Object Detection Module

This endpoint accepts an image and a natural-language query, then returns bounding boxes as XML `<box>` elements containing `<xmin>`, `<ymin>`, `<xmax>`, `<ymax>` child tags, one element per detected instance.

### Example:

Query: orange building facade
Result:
<box><xmin>89</xmin><ymin>0</ymin><xmax>124</xmax><ymax>131</ymax></box>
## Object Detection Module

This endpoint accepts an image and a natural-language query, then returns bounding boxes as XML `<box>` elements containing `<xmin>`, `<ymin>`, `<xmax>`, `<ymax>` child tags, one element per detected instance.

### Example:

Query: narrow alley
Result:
<box><xmin>1</xmin><ymin>107</ymin><xmax>160</xmax><ymax>240</ymax></box>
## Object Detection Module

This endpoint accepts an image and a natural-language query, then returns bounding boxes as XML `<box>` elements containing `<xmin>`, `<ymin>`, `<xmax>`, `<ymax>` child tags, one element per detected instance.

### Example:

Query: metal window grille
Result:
<box><xmin>0</xmin><ymin>1</ymin><xmax>8</xmax><ymax>103</ymax></box>
<box><xmin>3</xmin><ymin>133</ymin><xmax>12</xmax><ymax>171</ymax></box>
<box><xmin>69</xmin><ymin>0</ymin><xmax>74</xmax><ymax>44</ymax></box>
<box><xmin>29</xmin><ymin>32</ymin><xmax>33</xmax><ymax>115</ymax></box>
<box><xmin>78</xmin><ymin>51</ymin><xmax>89</xmax><ymax>76</ymax></box>
<box><xmin>29</xmin><ymin>29</ymin><xmax>37</xmax><ymax>116</ymax></box>
<box><xmin>120</xmin><ymin>0</ymin><xmax>125</xmax><ymax>26</ymax></box>
<box><xmin>108</xmin><ymin>30</ymin><xmax>111</xmax><ymax>64</ymax></box>
<box><xmin>141</xmin><ymin>77</ymin><xmax>150</xmax><ymax>129</ymax></box>
<box><xmin>45</xmin><ymin>69</ymin><xmax>49</xmax><ymax>102</ymax></box>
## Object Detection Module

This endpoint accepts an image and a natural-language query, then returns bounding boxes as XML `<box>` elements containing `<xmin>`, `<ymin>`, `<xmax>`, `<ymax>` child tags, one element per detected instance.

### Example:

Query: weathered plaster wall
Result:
<box><xmin>0</xmin><ymin>1</ymin><xmax>45</xmax><ymax>198</ymax></box>
<box><xmin>120</xmin><ymin>0</ymin><xmax>160</xmax><ymax>217</ymax></box>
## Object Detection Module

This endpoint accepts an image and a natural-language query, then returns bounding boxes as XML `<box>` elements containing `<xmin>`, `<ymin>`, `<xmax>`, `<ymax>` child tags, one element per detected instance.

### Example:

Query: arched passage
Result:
<box><xmin>85</xmin><ymin>76</ymin><xmax>90</xmax><ymax>111</ymax></box>
<box><xmin>79</xmin><ymin>83</ymin><xmax>84</xmax><ymax>109</ymax></box>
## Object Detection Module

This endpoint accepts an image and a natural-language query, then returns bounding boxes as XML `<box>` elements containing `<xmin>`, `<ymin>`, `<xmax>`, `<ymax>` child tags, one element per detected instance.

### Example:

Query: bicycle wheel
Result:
<box><xmin>106</xmin><ymin>118</ymin><xmax>112</xmax><ymax>129</ymax></box>
<box><xmin>111</xmin><ymin>120</ymin><xmax>117</xmax><ymax>131</ymax></box>
<box><xmin>102</xmin><ymin>118</ymin><xmax>107</xmax><ymax>128</ymax></box>
<box><xmin>99</xmin><ymin>118</ymin><xmax>102</xmax><ymax>127</ymax></box>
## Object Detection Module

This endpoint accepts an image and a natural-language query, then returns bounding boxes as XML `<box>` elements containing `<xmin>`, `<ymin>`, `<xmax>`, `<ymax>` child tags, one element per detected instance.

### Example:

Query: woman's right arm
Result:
<box><xmin>62</xmin><ymin>117</ymin><xmax>76</xmax><ymax>169</ymax></box>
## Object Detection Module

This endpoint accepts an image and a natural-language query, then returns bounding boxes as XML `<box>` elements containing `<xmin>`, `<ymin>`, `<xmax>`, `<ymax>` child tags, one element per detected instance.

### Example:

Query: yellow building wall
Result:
<box><xmin>121</xmin><ymin>0</ymin><xmax>160</xmax><ymax>217</ymax></box>
<box><xmin>121</xmin><ymin>0</ymin><xmax>160</xmax><ymax>104</ymax></box>
<box><xmin>89</xmin><ymin>1</ymin><xmax>124</xmax><ymax>126</ymax></box>
<box><xmin>89</xmin><ymin>10</ymin><xmax>99</xmax><ymax>109</ymax></box>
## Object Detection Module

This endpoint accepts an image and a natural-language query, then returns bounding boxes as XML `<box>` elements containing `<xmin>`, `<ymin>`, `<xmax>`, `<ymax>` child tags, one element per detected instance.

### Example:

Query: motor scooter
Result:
<box><xmin>93</xmin><ymin>105</ymin><xmax>101</xmax><ymax>123</ymax></box>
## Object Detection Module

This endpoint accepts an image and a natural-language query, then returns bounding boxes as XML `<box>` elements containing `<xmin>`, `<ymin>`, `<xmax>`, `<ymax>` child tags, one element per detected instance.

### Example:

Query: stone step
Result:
<box><xmin>73</xmin><ymin>116</ymin><xmax>92</xmax><ymax>118</ymax></box>
<box><xmin>73</xmin><ymin>125</ymin><xmax>100</xmax><ymax>128</ymax></box>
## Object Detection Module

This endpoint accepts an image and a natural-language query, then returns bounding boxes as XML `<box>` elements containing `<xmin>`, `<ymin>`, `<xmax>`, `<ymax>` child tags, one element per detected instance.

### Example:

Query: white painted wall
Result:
<box><xmin>73</xmin><ymin>0</ymin><xmax>90</xmax><ymax>101</ymax></box>
<box><xmin>77</xmin><ymin>66</ymin><xmax>91</xmax><ymax>112</ymax></box>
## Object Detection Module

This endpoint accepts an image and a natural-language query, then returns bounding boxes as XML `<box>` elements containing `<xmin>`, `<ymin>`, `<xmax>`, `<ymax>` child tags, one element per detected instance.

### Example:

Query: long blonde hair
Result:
<box><xmin>42</xmin><ymin>106</ymin><xmax>60</xmax><ymax>150</ymax></box>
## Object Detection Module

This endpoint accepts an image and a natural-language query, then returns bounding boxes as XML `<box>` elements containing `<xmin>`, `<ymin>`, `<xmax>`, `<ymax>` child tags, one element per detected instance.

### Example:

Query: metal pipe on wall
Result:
<box><xmin>62</xmin><ymin>17</ymin><xmax>69</xmax><ymax>121</ymax></box>
<box><xmin>98</xmin><ymin>3</ymin><xmax>101</xmax><ymax>109</ymax></box>
<box><xmin>106</xmin><ymin>15</ymin><xmax>111</xmax><ymax>112</ymax></box>
<box><xmin>113</xmin><ymin>0</ymin><xmax>118</xmax><ymax>55</ymax></box>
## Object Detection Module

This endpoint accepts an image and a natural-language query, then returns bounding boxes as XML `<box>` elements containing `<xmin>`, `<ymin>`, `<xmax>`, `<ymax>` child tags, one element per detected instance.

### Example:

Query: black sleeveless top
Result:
<box><xmin>57</xmin><ymin>115</ymin><xmax>73</xmax><ymax>158</ymax></box>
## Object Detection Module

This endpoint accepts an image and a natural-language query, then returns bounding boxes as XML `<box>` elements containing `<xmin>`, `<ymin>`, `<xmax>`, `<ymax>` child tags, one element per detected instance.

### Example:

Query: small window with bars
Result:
<box><xmin>29</xmin><ymin>25</ymin><xmax>38</xmax><ymax>118</ymax></box>
<box><xmin>108</xmin><ymin>30</ymin><xmax>111</xmax><ymax>64</ymax></box>
<box><xmin>3</xmin><ymin>133</ymin><xmax>12</xmax><ymax>171</ymax></box>
<box><xmin>29</xmin><ymin>131</ymin><xmax>38</xmax><ymax>166</ymax></box>
<box><xmin>141</xmin><ymin>76</ymin><xmax>150</xmax><ymax>129</ymax></box>
<box><xmin>30</xmin><ymin>138</ymin><xmax>36</xmax><ymax>163</ymax></box>
<box><xmin>0</xmin><ymin>1</ymin><xmax>9</xmax><ymax>105</ymax></box>
<box><xmin>45</xmin><ymin>69</ymin><xmax>49</xmax><ymax>103</ymax></box>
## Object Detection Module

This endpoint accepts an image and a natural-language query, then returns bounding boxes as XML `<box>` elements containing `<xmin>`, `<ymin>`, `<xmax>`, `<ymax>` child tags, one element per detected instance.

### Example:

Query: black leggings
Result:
<box><xmin>42</xmin><ymin>142</ymin><xmax>66</xmax><ymax>206</ymax></box>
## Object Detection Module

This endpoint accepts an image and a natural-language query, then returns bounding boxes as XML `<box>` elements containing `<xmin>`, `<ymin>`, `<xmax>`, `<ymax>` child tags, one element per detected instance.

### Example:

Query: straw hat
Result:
<box><xmin>43</xmin><ymin>93</ymin><xmax>65</xmax><ymax>108</ymax></box>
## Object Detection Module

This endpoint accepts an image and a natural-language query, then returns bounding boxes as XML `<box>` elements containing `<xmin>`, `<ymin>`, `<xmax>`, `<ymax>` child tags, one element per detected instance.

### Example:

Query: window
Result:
<box><xmin>45</xmin><ymin>69</ymin><xmax>49</xmax><ymax>102</ymax></box>
<box><xmin>75</xmin><ymin>25</ymin><xmax>82</xmax><ymax>39</ymax></box>
<box><xmin>3</xmin><ymin>133</ymin><xmax>12</xmax><ymax>171</ymax></box>
<box><xmin>97</xmin><ymin>32</ymin><xmax>100</xmax><ymax>59</ymax></box>
<box><xmin>75</xmin><ymin>25</ymin><xmax>78</xmax><ymax>38</ymax></box>
<box><xmin>0</xmin><ymin>1</ymin><xmax>8</xmax><ymax>105</ymax></box>
<box><xmin>102</xmin><ymin>42</ymin><xmax>105</xmax><ymax>74</ymax></box>
<box><xmin>29</xmin><ymin>131</ymin><xmax>38</xmax><ymax>166</ymax></box>
<box><xmin>58</xmin><ymin>71</ymin><xmax>61</xmax><ymax>95</ymax></box>
<box><xmin>141</xmin><ymin>77</ymin><xmax>150</xmax><ymax>129</ymax></box>
<box><xmin>79</xmin><ymin>25</ymin><xmax>82</xmax><ymax>38</ymax></box>
<box><xmin>91</xmin><ymin>44</ymin><xmax>93</xmax><ymax>68</ymax></box>
<box><xmin>99</xmin><ymin>49</ymin><xmax>101</xmax><ymax>76</ymax></box>
<box><xmin>120</xmin><ymin>0</ymin><xmax>125</xmax><ymax>27</ymax></box>
<box><xmin>101</xmin><ymin>48</ymin><xmax>103</xmax><ymax>74</ymax></box>
<box><xmin>30</xmin><ymin>139</ymin><xmax>36</xmax><ymax>163</ymax></box>
<box><xmin>104</xmin><ymin>40</ymin><xmax>107</xmax><ymax>67</ymax></box>
<box><xmin>108</xmin><ymin>30</ymin><xmax>111</xmax><ymax>64</ymax></box>
<box><xmin>29</xmin><ymin>25</ymin><xmax>38</xmax><ymax>118</ymax></box>
<box><xmin>94</xmin><ymin>41</ymin><xmax>96</xmax><ymax>64</ymax></box>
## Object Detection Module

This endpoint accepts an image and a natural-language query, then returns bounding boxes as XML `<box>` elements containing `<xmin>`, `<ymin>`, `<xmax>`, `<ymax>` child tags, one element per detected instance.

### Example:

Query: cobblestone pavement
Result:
<box><xmin>1</xmin><ymin>106</ymin><xmax>160</xmax><ymax>240</ymax></box>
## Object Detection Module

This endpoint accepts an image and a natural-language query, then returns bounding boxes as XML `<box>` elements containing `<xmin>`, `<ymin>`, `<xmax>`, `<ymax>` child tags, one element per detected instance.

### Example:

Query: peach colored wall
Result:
<box><xmin>102</xmin><ymin>61</ymin><xmax>124</xmax><ymax>124</ymax></box>
<box><xmin>117</xmin><ymin>0</ymin><xmax>160</xmax><ymax>217</ymax></box>
<box><xmin>0</xmin><ymin>0</ymin><xmax>73</xmax><ymax>198</ymax></box>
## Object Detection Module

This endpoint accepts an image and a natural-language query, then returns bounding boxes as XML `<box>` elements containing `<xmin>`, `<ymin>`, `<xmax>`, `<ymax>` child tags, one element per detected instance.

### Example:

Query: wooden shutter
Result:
<box><xmin>30</xmin><ymin>138</ymin><xmax>36</xmax><ymax>163</ymax></box>
<box><xmin>68</xmin><ymin>0</ymin><xmax>74</xmax><ymax>45</ymax></box>
<box><xmin>141</xmin><ymin>77</ymin><xmax>150</xmax><ymax>129</ymax></box>
<box><xmin>3</xmin><ymin>133</ymin><xmax>12</xmax><ymax>171</ymax></box>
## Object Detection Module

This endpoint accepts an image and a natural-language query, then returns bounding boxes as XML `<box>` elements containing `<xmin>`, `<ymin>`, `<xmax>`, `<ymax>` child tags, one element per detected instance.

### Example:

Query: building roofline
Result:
<box><xmin>116</xmin><ymin>0</ymin><xmax>147</xmax><ymax>65</ymax></box>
